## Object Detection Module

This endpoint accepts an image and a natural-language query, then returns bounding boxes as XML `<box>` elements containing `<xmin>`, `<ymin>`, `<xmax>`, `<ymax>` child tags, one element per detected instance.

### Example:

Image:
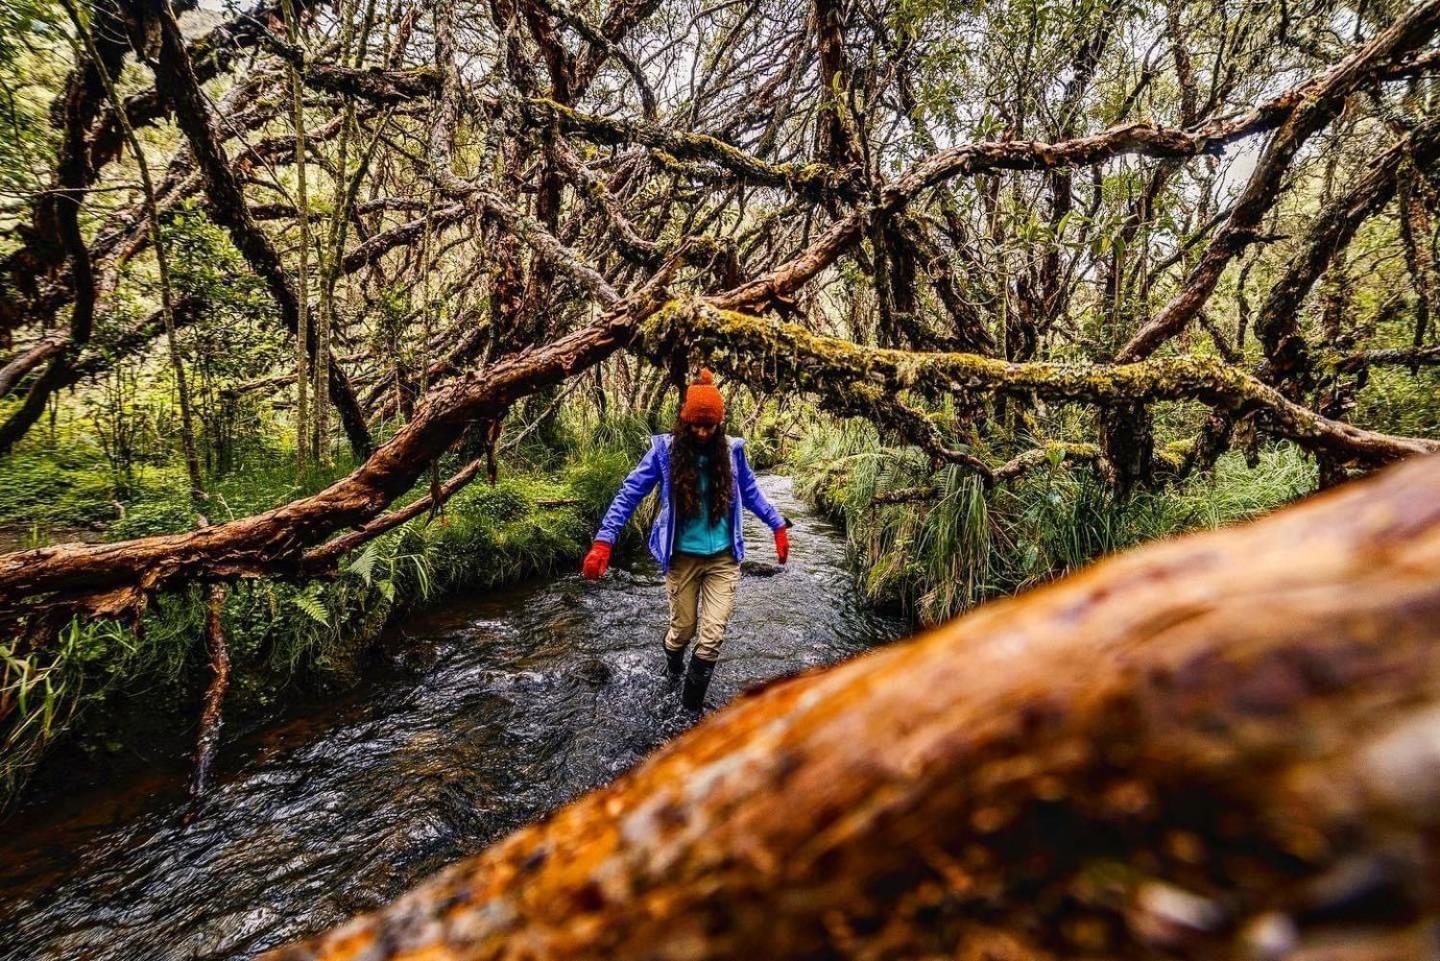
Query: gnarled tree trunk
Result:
<box><xmin>269</xmin><ymin>453</ymin><xmax>1440</xmax><ymax>961</ymax></box>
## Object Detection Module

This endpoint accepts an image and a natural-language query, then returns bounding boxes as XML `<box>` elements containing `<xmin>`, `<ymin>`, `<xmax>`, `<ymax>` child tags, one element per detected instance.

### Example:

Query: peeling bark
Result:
<box><xmin>1117</xmin><ymin>0</ymin><xmax>1440</xmax><ymax>362</ymax></box>
<box><xmin>1256</xmin><ymin>117</ymin><xmax>1440</xmax><ymax>397</ymax></box>
<box><xmin>268</xmin><ymin>454</ymin><xmax>1440</xmax><ymax>961</ymax></box>
<box><xmin>1399</xmin><ymin>169</ymin><xmax>1438</xmax><ymax>373</ymax></box>
<box><xmin>301</xmin><ymin>456</ymin><xmax>488</xmax><ymax>572</ymax></box>
<box><xmin>812</xmin><ymin>0</ymin><xmax>863</xmax><ymax>171</ymax></box>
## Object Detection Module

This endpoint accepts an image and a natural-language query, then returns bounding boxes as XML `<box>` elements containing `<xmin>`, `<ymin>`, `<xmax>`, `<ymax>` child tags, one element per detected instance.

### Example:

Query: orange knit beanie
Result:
<box><xmin>679</xmin><ymin>368</ymin><xmax>725</xmax><ymax>425</ymax></box>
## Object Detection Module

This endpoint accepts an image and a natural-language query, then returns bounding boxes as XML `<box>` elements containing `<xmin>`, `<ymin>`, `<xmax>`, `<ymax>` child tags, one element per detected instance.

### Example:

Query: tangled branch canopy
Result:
<box><xmin>0</xmin><ymin>0</ymin><xmax>1438</xmax><ymax>625</ymax></box>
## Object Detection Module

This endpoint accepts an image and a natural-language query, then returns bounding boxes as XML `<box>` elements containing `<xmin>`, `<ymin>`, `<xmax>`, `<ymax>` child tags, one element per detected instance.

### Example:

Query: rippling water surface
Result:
<box><xmin>0</xmin><ymin>476</ymin><xmax>904</xmax><ymax>960</ymax></box>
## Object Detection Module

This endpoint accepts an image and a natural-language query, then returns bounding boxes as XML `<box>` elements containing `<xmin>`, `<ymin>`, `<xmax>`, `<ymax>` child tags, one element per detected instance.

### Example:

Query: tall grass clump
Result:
<box><xmin>792</xmin><ymin>418</ymin><xmax>1316</xmax><ymax>625</ymax></box>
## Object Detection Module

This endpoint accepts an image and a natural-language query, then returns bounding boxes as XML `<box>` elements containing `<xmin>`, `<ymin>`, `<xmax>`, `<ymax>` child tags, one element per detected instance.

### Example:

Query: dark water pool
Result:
<box><xmin>0</xmin><ymin>476</ymin><xmax>904</xmax><ymax>960</ymax></box>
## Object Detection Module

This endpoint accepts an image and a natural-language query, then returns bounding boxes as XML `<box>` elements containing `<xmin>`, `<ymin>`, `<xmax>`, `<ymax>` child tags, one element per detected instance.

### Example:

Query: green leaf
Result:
<box><xmin>294</xmin><ymin>590</ymin><xmax>330</xmax><ymax>627</ymax></box>
<box><xmin>348</xmin><ymin>541</ymin><xmax>379</xmax><ymax>585</ymax></box>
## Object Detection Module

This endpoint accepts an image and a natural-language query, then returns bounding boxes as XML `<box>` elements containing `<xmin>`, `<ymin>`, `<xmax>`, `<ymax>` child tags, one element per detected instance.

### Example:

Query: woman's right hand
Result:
<box><xmin>581</xmin><ymin>541</ymin><xmax>612</xmax><ymax>580</ymax></box>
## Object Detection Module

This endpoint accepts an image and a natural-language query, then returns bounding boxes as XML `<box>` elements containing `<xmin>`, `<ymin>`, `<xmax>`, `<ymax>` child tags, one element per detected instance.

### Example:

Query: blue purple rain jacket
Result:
<box><xmin>593</xmin><ymin>435</ymin><xmax>787</xmax><ymax>573</ymax></box>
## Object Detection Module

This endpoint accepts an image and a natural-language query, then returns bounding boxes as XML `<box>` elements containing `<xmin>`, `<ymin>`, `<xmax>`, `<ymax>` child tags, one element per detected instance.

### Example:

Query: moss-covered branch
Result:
<box><xmin>640</xmin><ymin>299</ymin><xmax>1439</xmax><ymax>469</ymax></box>
<box><xmin>518</xmin><ymin>98</ymin><xmax>857</xmax><ymax>202</ymax></box>
<box><xmin>1333</xmin><ymin>344</ymin><xmax>1440</xmax><ymax>373</ymax></box>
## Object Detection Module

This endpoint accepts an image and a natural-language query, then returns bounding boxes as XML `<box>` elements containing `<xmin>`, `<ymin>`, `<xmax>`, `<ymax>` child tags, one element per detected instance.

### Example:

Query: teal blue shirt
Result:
<box><xmin>676</xmin><ymin>454</ymin><xmax>733</xmax><ymax>556</ymax></box>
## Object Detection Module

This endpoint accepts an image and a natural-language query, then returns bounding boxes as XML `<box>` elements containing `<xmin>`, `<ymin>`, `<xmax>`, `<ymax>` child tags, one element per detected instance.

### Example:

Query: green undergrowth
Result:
<box><xmin>0</xmin><ymin>412</ymin><xmax>653</xmax><ymax>805</ymax></box>
<box><xmin>791</xmin><ymin>419</ymin><xmax>1317</xmax><ymax>626</ymax></box>
<box><xmin>1351</xmin><ymin>364</ymin><xmax>1440</xmax><ymax>440</ymax></box>
<box><xmin>0</xmin><ymin>431</ymin><xmax>351</xmax><ymax>543</ymax></box>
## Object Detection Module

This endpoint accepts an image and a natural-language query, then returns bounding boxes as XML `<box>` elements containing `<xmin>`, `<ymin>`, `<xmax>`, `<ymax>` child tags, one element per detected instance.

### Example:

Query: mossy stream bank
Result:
<box><xmin>0</xmin><ymin>475</ymin><xmax>903</xmax><ymax>961</ymax></box>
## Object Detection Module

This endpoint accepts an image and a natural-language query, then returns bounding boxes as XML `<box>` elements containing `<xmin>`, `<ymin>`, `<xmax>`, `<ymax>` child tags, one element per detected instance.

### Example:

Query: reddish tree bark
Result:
<box><xmin>1117</xmin><ymin>0</ymin><xmax>1440</xmax><ymax>363</ymax></box>
<box><xmin>268</xmin><ymin>454</ymin><xmax>1440</xmax><ymax>961</ymax></box>
<box><xmin>1256</xmin><ymin>118</ymin><xmax>1440</xmax><ymax>397</ymax></box>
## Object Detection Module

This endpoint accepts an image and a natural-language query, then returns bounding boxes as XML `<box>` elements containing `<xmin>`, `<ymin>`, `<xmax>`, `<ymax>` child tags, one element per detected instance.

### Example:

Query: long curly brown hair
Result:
<box><xmin>670</xmin><ymin>419</ymin><xmax>732</xmax><ymax>524</ymax></box>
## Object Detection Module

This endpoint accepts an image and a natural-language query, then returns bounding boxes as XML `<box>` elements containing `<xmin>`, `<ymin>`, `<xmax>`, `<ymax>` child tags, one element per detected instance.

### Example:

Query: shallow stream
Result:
<box><xmin>0</xmin><ymin>476</ymin><xmax>904</xmax><ymax>960</ymax></box>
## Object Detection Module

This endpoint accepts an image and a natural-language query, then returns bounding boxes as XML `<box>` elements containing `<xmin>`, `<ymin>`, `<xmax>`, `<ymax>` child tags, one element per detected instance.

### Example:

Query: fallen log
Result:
<box><xmin>0</xmin><ymin>302</ymin><xmax>637</xmax><ymax>617</ymax></box>
<box><xmin>269</xmin><ymin>453</ymin><xmax>1440</xmax><ymax>961</ymax></box>
<box><xmin>300</xmin><ymin>457</ymin><xmax>489</xmax><ymax>573</ymax></box>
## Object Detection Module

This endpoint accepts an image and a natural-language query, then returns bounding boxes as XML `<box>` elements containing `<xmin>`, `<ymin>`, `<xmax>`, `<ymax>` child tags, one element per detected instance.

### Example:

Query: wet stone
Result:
<box><xmin>739</xmin><ymin>560</ymin><xmax>783</xmax><ymax>577</ymax></box>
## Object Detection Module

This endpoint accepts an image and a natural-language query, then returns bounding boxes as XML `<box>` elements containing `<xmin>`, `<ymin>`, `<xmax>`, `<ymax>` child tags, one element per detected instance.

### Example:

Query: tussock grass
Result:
<box><xmin>792</xmin><ymin>419</ymin><xmax>1316</xmax><ymax>625</ymax></box>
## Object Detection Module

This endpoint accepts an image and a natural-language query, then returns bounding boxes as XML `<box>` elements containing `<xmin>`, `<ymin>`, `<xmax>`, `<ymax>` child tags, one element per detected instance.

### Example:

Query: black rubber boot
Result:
<box><xmin>664</xmin><ymin>645</ymin><xmax>686</xmax><ymax>677</ymax></box>
<box><xmin>681</xmin><ymin>655</ymin><xmax>717</xmax><ymax>710</ymax></box>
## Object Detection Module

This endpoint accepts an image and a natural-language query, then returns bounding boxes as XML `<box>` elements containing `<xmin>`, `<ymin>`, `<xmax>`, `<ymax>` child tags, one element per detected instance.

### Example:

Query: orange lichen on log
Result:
<box><xmin>268</xmin><ymin>455</ymin><xmax>1440</xmax><ymax>961</ymax></box>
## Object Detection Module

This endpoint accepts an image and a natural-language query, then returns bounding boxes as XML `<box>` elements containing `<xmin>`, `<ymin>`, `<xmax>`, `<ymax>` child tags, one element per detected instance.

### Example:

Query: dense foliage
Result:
<box><xmin>0</xmin><ymin>409</ymin><xmax>654</xmax><ymax>798</ymax></box>
<box><xmin>792</xmin><ymin>422</ymin><xmax>1315</xmax><ymax>623</ymax></box>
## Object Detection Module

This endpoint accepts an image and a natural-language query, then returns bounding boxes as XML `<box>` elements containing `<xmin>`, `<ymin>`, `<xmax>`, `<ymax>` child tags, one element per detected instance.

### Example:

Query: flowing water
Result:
<box><xmin>0</xmin><ymin>476</ymin><xmax>905</xmax><ymax>960</ymax></box>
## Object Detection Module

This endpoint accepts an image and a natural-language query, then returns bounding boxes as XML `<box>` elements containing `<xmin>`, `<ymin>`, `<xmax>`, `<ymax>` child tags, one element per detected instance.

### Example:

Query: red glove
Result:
<box><xmin>774</xmin><ymin>526</ymin><xmax>789</xmax><ymax>565</ymax></box>
<box><xmin>582</xmin><ymin>541</ymin><xmax>612</xmax><ymax>580</ymax></box>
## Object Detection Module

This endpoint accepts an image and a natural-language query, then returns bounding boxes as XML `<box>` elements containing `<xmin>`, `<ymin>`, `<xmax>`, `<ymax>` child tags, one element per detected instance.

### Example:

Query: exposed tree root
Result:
<box><xmin>185</xmin><ymin>583</ymin><xmax>231</xmax><ymax>818</ymax></box>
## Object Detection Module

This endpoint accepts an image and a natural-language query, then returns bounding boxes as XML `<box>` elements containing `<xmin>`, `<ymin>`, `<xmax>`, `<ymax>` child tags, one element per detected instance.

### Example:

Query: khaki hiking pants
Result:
<box><xmin>663</xmin><ymin>552</ymin><xmax>741</xmax><ymax>662</ymax></box>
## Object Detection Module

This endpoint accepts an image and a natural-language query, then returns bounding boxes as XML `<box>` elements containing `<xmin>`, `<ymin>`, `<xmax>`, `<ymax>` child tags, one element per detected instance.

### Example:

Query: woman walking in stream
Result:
<box><xmin>581</xmin><ymin>369</ymin><xmax>792</xmax><ymax>709</ymax></box>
